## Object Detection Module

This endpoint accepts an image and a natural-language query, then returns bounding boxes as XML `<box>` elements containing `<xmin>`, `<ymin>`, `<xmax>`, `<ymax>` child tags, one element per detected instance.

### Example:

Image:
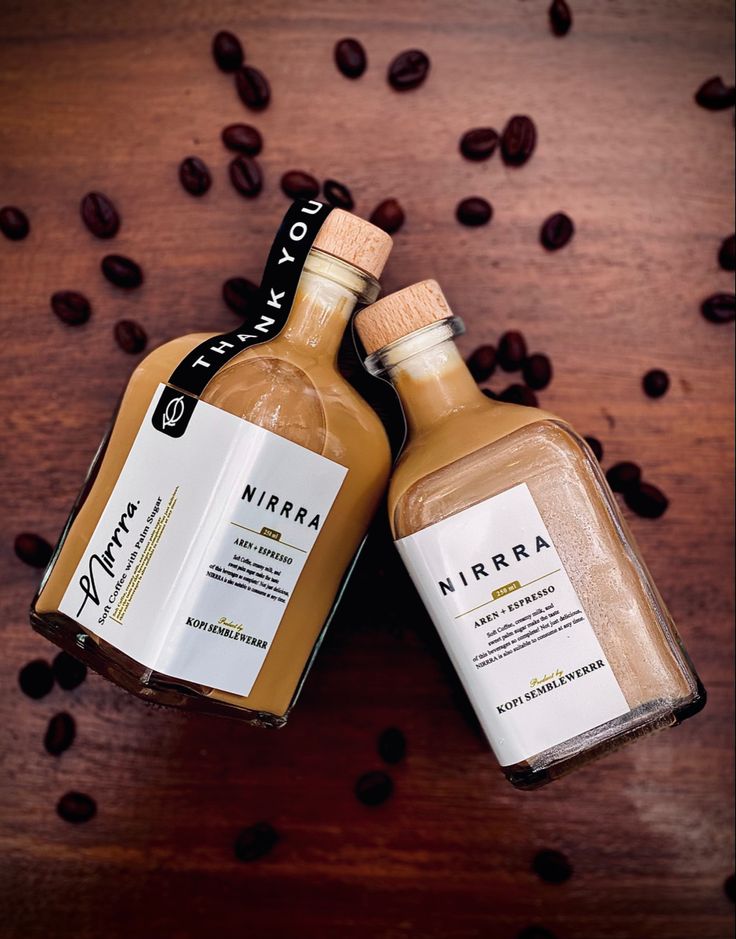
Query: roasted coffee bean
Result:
<box><xmin>14</xmin><ymin>532</ymin><xmax>53</xmax><ymax>568</ymax></box>
<box><xmin>456</xmin><ymin>197</ymin><xmax>492</xmax><ymax>227</ymax></box>
<box><xmin>540</xmin><ymin>212</ymin><xmax>574</xmax><ymax>250</ymax></box>
<box><xmin>694</xmin><ymin>76</ymin><xmax>736</xmax><ymax>110</ymax></box>
<box><xmin>178</xmin><ymin>156</ymin><xmax>212</xmax><ymax>196</ymax></box>
<box><xmin>517</xmin><ymin>925</ymin><xmax>557</xmax><ymax>939</ymax></box>
<box><xmin>335</xmin><ymin>38</ymin><xmax>367</xmax><ymax>78</ymax></box>
<box><xmin>212</xmin><ymin>30</ymin><xmax>243</xmax><ymax>72</ymax></box>
<box><xmin>234</xmin><ymin>822</ymin><xmax>279</xmax><ymax>861</ymax></box>
<box><xmin>388</xmin><ymin>49</ymin><xmax>430</xmax><ymax>91</ymax></box>
<box><xmin>718</xmin><ymin>234</ymin><xmax>735</xmax><ymax>272</ymax></box>
<box><xmin>532</xmin><ymin>849</ymin><xmax>573</xmax><ymax>884</ymax></box>
<box><xmin>80</xmin><ymin>192</ymin><xmax>119</xmax><ymax>238</ymax></box>
<box><xmin>459</xmin><ymin>127</ymin><xmax>499</xmax><ymax>161</ymax></box>
<box><xmin>549</xmin><ymin>0</ymin><xmax>572</xmax><ymax>36</ymax></box>
<box><xmin>606</xmin><ymin>461</ymin><xmax>641</xmax><ymax>493</ymax></box>
<box><xmin>467</xmin><ymin>344</ymin><xmax>497</xmax><ymax>381</ymax></box>
<box><xmin>522</xmin><ymin>353</ymin><xmax>553</xmax><ymax>390</ymax></box>
<box><xmin>584</xmin><ymin>436</ymin><xmax>604</xmax><ymax>461</ymax></box>
<box><xmin>57</xmin><ymin>791</ymin><xmax>96</xmax><ymax>824</ymax></box>
<box><xmin>369</xmin><ymin>198</ymin><xmax>405</xmax><ymax>234</ymax></box>
<box><xmin>355</xmin><ymin>770</ymin><xmax>393</xmax><ymax>806</ymax></box>
<box><xmin>221</xmin><ymin>123</ymin><xmax>262</xmax><ymax>155</ymax></box>
<box><xmin>229</xmin><ymin>155</ymin><xmax>263</xmax><ymax>198</ymax></box>
<box><xmin>323</xmin><ymin>179</ymin><xmax>354</xmax><ymax>210</ymax></box>
<box><xmin>482</xmin><ymin>388</ymin><xmax>499</xmax><ymax>400</ymax></box>
<box><xmin>223</xmin><ymin>276</ymin><xmax>260</xmax><ymax>316</ymax></box>
<box><xmin>0</xmin><ymin>205</ymin><xmax>30</xmax><ymax>240</ymax></box>
<box><xmin>625</xmin><ymin>482</ymin><xmax>669</xmax><ymax>519</ymax></box>
<box><xmin>498</xmin><ymin>331</ymin><xmax>528</xmax><ymax>371</ymax></box>
<box><xmin>701</xmin><ymin>292</ymin><xmax>735</xmax><ymax>323</ymax></box>
<box><xmin>499</xmin><ymin>384</ymin><xmax>538</xmax><ymax>407</ymax></box>
<box><xmin>501</xmin><ymin>115</ymin><xmax>537</xmax><ymax>167</ymax></box>
<box><xmin>114</xmin><ymin>319</ymin><xmax>147</xmax><ymax>354</ymax></box>
<box><xmin>642</xmin><ymin>368</ymin><xmax>669</xmax><ymax>398</ymax></box>
<box><xmin>52</xmin><ymin>651</ymin><xmax>87</xmax><ymax>690</ymax></box>
<box><xmin>18</xmin><ymin>659</ymin><xmax>54</xmax><ymax>699</ymax></box>
<box><xmin>44</xmin><ymin>712</ymin><xmax>76</xmax><ymax>756</ymax></box>
<box><xmin>101</xmin><ymin>255</ymin><xmax>143</xmax><ymax>289</ymax></box>
<box><xmin>378</xmin><ymin>727</ymin><xmax>406</xmax><ymax>764</ymax></box>
<box><xmin>280</xmin><ymin>170</ymin><xmax>319</xmax><ymax>200</ymax></box>
<box><xmin>236</xmin><ymin>66</ymin><xmax>270</xmax><ymax>110</ymax></box>
<box><xmin>51</xmin><ymin>290</ymin><xmax>91</xmax><ymax>326</ymax></box>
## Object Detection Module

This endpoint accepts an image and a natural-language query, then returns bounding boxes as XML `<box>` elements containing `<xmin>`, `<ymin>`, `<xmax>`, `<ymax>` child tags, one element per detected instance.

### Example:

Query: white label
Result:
<box><xmin>395</xmin><ymin>483</ymin><xmax>629</xmax><ymax>766</ymax></box>
<box><xmin>60</xmin><ymin>384</ymin><xmax>347</xmax><ymax>697</ymax></box>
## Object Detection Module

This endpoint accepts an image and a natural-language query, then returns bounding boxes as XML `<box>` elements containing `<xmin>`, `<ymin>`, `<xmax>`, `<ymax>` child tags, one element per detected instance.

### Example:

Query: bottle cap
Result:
<box><xmin>312</xmin><ymin>209</ymin><xmax>393</xmax><ymax>281</ymax></box>
<box><xmin>355</xmin><ymin>279</ymin><xmax>453</xmax><ymax>354</ymax></box>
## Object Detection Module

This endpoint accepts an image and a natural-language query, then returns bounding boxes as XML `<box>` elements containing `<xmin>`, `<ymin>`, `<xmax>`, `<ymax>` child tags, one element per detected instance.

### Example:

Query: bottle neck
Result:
<box><xmin>366</xmin><ymin>318</ymin><xmax>490</xmax><ymax>436</ymax></box>
<box><xmin>277</xmin><ymin>250</ymin><xmax>379</xmax><ymax>362</ymax></box>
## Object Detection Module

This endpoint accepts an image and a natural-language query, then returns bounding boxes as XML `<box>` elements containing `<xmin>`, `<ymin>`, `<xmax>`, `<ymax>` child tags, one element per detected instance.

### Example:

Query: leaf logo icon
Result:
<box><xmin>162</xmin><ymin>395</ymin><xmax>186</xmax><ymax>429</ymax></box>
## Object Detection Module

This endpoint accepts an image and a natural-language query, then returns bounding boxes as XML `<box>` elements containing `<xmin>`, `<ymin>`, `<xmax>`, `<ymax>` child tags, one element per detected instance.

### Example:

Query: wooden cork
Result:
<box><xmin>355</xmin><ymin>279</ymin><xmax>454</xmax><ymax>354</ymax></box>
<box><xmin>312</xmin><ymin>208</ymin><xmax>393</xmax><ymax>280</ymax></box>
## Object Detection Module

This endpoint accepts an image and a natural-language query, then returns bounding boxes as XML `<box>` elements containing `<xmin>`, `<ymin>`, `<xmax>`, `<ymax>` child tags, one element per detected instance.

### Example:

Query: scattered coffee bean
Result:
<box><xmin>642</xmin><ymin>368</ymin><xmax>669</xmax><ymax>398</ymax></box>
<box><xmin>388</xmin><ymin>49</ymin><xmax>430</xmax><ymax>91</ymax></box>
<box><xmin>114</xmin><ymin>319</ymin><xmax>147</xmax><ymax>354</ymax></box>
<box><xmin>584</xmin><ymin>436</ymin><xmax>604</xmax><ymax>461</ymax></box>
<box><xmin>355</xmin><ymin>770</ymin><xmax>393</xmax><ymax>806</ymax></box>
<box><xmin>718</xmin><ymin>234</ymin><xmax>735</xmax><ymax>272</ymax></box>
<box><xmin>498</xmin><ymin>331</ymin><xmax>528</xmax><ymax>371</ymax></box>
<box><xmin>517</xmin><ymin>926</ymin><xmax>557</xmax><ymax>939</ymax></box>
<box><xmin>236</xmin><ymin>65</ymin><xmax>270</xmax><ymax>110</ymax></box>
<box><xmin>369</xmin><ymin>198</ymin><xmax>405</xmax><ymax>234</ymax></box>
<box><xmin>335</xmin><ymin>38</ymin><xmax>367</xmax><ymax>79</ymax></box>
<box><xmin>57</xmin><ymin>791</ymin><xmax>96</xmax><ymax>824</ymax></box>
<box><xmin>281</xmin><ymin>170</ymin><xmax>319</xmax><ymax>200</ymax></box>
<box><xmin>499</xmin><ymin>384</ymin><xmax>538</xmax><ymax>407</ymax></box>
<box><xmin>549</xmin><ymin>0</ymin><xmax>572</xmax><ymax>36</ymax></box>
<box><xmin>456</xmin><ymin>197</ymin><xmax>492</xmax><ymax>227</ymax></box>
<box><xmin>223</xmin><ymin>276</ymin><xmax>260</xmax><ymax>316</ymax></box>
<box><xmin>459</xmin><ymin>127</ymin><xmax>499</xmax><ymax>161</ymax></box>
<box><xmin>701</xmin><ymin>292</ymin><xmax>735</xmax><ymax>324</ymax></box>
<box><xmin>606</xmin><ymin>461</ymin><xmax>641</xmax><ymax>493</ymax></box>
<box><xmin>378</xmin><ymin>727</ymin><xmax>406</xmax><ymax>764</ymax></box>
<box><xmin>44</xmin><ymin>712</ymin><xmax>76</xmax><ymax>755</ymax></box>
<box><xmin>694</xmin><ymin>76</ymin><xmax>736</xmax><ymax>111</ymax></box>
<box><xmin>323</xmin><ymin>179</ymin><xmax>354</xmax><ymax>210</ymax></box>
<box><xmin>14</xmin><ymin>532</ymin><xmax>53</xmax><ymax>568</ymax></box>
<box><xmin>625</xmin><ymin>481</ymin><xmax>669</xmax><ymax>519</ymax></box>
<box><xmin>178</xmin><ymin>156</ymin><xmax>212</xmax><ymax>196</ymax></box>
<box><xmin>52</xmin><ymin>651</ymin><xmax>87</xmax><ymax>690</ymax></box>
<box><xmin>80</xmin><ymin>192</ymin><xmax>119</xmax><ymax>238</ymax></box>
<box><xmin>51</xmin><ymin>290</ymin><xmax>91</xmax><ymax>326</ymax></box>
<box><xmin>229</xmin><ymin>155</ymin><xmax>263</xmax><ymax>198</ymax></box>
<box><xmin>234</xmin><ymin>822</ymin><xmax>279</xmax><ymax>861</ymax></box>
<box><xmin>532</xmin><ymin>849</ymin><xmax>573</xmax><ymax>884</ymax></box>
<box><xmin>467</xmin><ymin>345</ymin><xmax>497</xmax><ymax>381</ymax></box>
<box><xmin>221</xmin><ymin>123</ymin><xmax>263</xmax><ymax>155</ymax></box>
<box><xmin>501</xmin><ymin>115</ymin><xmax>537</xmax><ymax>167</ymax></box>
<box><xmin>212</xmin><ymin>30</ymin><xmax>243</xmax><ymax>72</ymax></box>
<box><xmin>523</xmin><ymin>353</ymin><xmax>553</xmax><ymax>390</ymax></box>
<box><xmin>18</xmin><ymin>659</ymin><xmax>54</xmax><ymax>699</ymax></box>
<box><xmin>0</xmin><ymin>205</ymin><xmax>30</xmax><ymax>240</ymax></box>
<box><xmin>540</xmin><ymin>212</ymin><xmax>574</xmax><ymax>250</ymax></box>
<box><xmin>101</xmin><ymin>254</ymin><xmax>143</xmax><ymax>289</ymax></box>
<box><xmin>724</xmin><ymin>873</ymin><xmax>735</xmax><ymax>902</ymax></box>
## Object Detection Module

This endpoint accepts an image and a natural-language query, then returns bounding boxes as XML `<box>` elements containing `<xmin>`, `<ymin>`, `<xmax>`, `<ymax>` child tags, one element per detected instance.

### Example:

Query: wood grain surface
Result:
<box><xmin>1</xmin><ymin>2</ymin><xmax>734</xmax><ymax>938</ymax></box>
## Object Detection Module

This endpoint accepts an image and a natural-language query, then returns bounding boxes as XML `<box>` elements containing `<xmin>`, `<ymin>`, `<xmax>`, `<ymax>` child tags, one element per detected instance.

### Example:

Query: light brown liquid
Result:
<box><xmin>35</xmin><ymin>267</ymin><xmax>391</xmax><ymax>720</ymax></box>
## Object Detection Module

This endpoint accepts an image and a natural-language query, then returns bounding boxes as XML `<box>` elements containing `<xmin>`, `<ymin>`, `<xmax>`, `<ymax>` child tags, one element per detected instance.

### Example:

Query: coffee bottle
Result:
<box><xmin>32</xmin><ymin>203</ymin><xmax>393</xmax><ymax>725</ymax></box>
<box><xmin>355</xmin><ymin>280</ymin><xmax>705</xmax><ymax>787</ymax></box>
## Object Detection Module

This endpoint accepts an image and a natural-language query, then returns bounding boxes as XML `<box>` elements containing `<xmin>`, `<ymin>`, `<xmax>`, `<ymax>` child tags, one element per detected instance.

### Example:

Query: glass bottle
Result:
<box><xmin>32</xmin><ymin>209</ymin><xmax>393</xmax><ymax>725</ymax></box>
<box><xmin>355</xmin><ymin>279</ymin><xmax>705</xmax><ymax>787</ymax></box>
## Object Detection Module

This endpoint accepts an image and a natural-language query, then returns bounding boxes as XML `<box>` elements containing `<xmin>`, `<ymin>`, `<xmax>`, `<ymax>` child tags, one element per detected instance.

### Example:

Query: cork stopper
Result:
<box><xmin>312</xmin><ymin>208</ymin><xmax>393</xmax><ymax>281</ymax></box>
<box><xmin>355</xmin><ymin>279</ymin><xmax>454</xmax><ymax>354</ymax></box>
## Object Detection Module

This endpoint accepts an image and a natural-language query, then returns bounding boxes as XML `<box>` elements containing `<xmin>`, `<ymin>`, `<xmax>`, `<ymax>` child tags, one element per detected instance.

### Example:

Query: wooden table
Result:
<box><xmin>1</xmin><ymin>2</ymin><xmax>733</xmax><ymax>937</ymax></box>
